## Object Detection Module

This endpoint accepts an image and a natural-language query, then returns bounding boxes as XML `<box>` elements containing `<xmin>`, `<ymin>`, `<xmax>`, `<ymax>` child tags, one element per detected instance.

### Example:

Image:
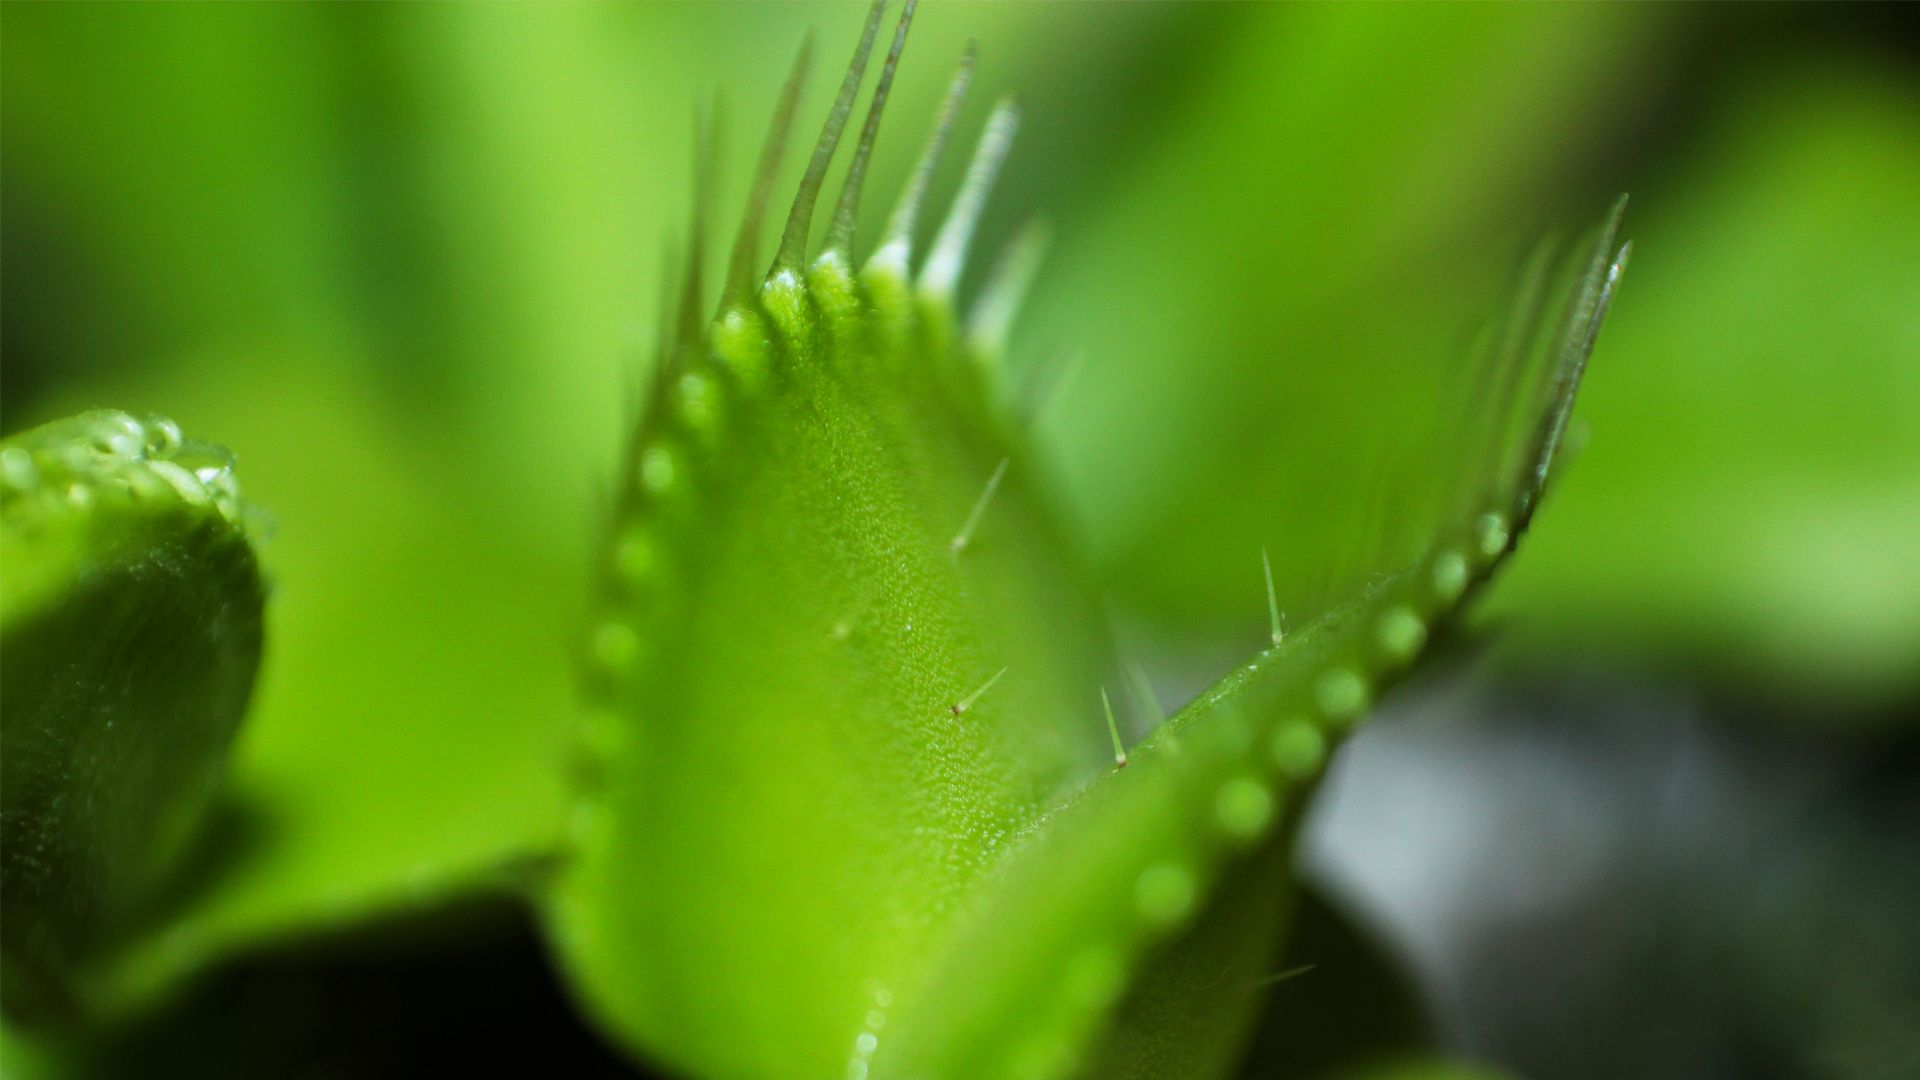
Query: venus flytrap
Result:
<box><xmin>544</xmin><ymin>4</ymin><xmax>1627</xmax><ymax>1078</ymax></box>
<box><xmin>0</xmin><ymin>411</ymin><xmax>264</xmax><ymax>1023</ymax></box>
<box><xmin>0</xmin><ymin>5</ymin><xmax>1628</xmax><ymax>1074</ymax></box>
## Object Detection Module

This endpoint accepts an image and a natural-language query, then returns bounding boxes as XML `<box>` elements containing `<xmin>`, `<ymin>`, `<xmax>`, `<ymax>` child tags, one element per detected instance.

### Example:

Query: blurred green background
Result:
<box><xmin>4</xmin><ymin>3</ymin><xmax>1916</xmax><ymax>1077</ymax></box>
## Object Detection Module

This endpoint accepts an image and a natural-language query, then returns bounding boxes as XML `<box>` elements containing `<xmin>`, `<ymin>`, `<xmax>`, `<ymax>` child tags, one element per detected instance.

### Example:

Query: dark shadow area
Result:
<box><xmin>1305</xmin><ymin>676</ymin><xmax>1920</xmax><ymax>1080</ymax></box>
<box><xmin>78</xmin><ymin>902</ymin><xmax>652</xmax><ymax>1080</ymax></box>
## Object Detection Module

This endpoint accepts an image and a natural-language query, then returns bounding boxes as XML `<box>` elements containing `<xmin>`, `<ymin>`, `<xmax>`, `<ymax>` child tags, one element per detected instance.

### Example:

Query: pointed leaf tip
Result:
<box><xmin>675</xmin><ymin>100</ymin><xmax>717</xmax><ymax>351</ymax></box>
<box><xmin>920</xmin><ymin>95</ymin><xmax>1022</xmax><ymax>297</ymax></box>
<box><xmin>775</xmin><ymin>0</ymin><xmax>887</xmax><ymax>271</ymax></box>
<box><xmin>724</xmin><ymin>35</ymin><xmax>814</xmax><ymax>305</ymax></box>
<box><xmin>827</xmin><ymin>0</ymin><xmax>918</xmax><ymax>257</ymax></box>
<box><xmin>966</xmin><ymin>216</ymin><xmax>1051</xmax><ymax>356</ymax></box>
<box><xmin>869</xmin><ymin>43</ymin><xmax>977</xmax><ymax>277</ymax></box>
<box><xmin>1519</xmin><ymin>202</ymin><xmax>1631</xmax><ymax>519</ymax></box>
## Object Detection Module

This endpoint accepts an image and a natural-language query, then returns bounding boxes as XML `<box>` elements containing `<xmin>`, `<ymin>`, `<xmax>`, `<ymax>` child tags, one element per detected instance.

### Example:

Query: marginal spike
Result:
<box><xmin>1124</xmin><ymin>658</ymin><xmax>1163</xmax><ymax>728</ymax></box>
<box><xmin>1517</xmin><ymin>195</ymin><xmax>1628</xmax><ymax>524</ymax></box>
<box><xmin>1101</xmin><ymin>688</ymin><xmax>1128</xmax><ymax>768</ymax></box>
<box><xmin>640</xmin><ymin>232</ymin><xmax>686</xmax><ymax>426</ymax></box>
<box><xmin>950</xmin><ymin>666</ymin><xmax>1008</xmax><ymax>718</ymax></box>
<box><xmin>920</xmin><ymin>96</ymin><xmax>1021</xmax><ymax>297</ymax></box>
<box><xmin>724</xmin><ymin>35</ymin><xmax>813</xmax><ymax>305</ymax></box>
<box><xmin>1262</xmin><ymin>547</ymin><xmax>1284</xmax><ymax>648</ymax></box>
<box><xmin>967</xmin><ymin>217</ymin><xmax>1050</xmax><ymax>356</ymax></box>
<box><xmin>1524</xmin><ymin>235</ymin><xmax>1630</xmax><ymax>521</ymax></box>
<box><xmin>1458</xmin><ymin>234</ymin><xmax>1556</xmax><ymax>525</ymax></box>
<box><xmin>949</xmin><ymin>457</ymin><xmax>1009</xmax><ymax>555</ymax></box>
<box><xmin>676</xmin><ymin>98</ymin><xmax>717</xmax><ymax>351</ymax></box>
<box><xmin>651</xmin><ymin>234</ymin><xmax>682</xmax><ymax>378</ymax></box>
<box><xmin>1026</xmin><ymin>347</ymin><xmax>1084</xmax><ymax>427</ymax></box>
<box><xmin>868</xmin><ymin>44</ymin><xmax>975</xmax><ymax>276</ymax></box>
<box><xmin>1246</xmin><ymin>965</ymin><xmax>1316</xmax><ymax>991</ymax></box>
<box><xmin>826</xmin><ymin>0</ymin><xmax>917</xmax><ymax>258</ymax></box>
<box><xmin>774</xmin><ymin>0</ymin><xmax>886</xmax><ymax>272</ymax></box>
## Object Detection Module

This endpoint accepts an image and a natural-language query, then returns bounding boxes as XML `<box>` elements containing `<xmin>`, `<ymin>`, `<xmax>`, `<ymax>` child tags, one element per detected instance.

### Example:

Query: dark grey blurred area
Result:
<box><xmin>1303</xmin><ymin>673</ymin><xmax>1920</xmax><ymax>1080</ymax></box>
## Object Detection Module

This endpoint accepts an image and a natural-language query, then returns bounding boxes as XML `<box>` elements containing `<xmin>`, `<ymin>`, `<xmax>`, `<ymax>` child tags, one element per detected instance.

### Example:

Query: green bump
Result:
<box><xmin>641</xmin><ymin>445</ymin><xmax>679</xmax><ymax>495</ymax></box>
<box><xmin>806</xmin><ymin>256</ymin><xmax>861</xmax><ymax>317</ymax></box>
<box><xmin>1314</xmin><ymin>667</ymin><xmax>1370</xmax><ymax>724</ymax></box>
<box><xmin>143</xmin><ymin>417</ymin><xmax>184</xmax><ymax>458</ymax></box>
<box><xmin>1270</xmin><ymin>719</ymin><xmax>1326</xmax><ymax>779</ymax></box>
<box><xmin>614</xmin><ymin>528</ymin><xmax>658</xmax><ymax>582</ymax></box>
<box><xmin>1376</xmin><ymin>606</ymin><xmax>1427</xmax><ymax>661</ymax></box>
<box><xmin>713</xmin><ymin>308</ymin><xmax>773</xmax><ymax>381</ymax></box>
<box><xmin>1474</xmin><ymin>512</ymin><xmax>1510</xmax><ymax>560</ymax></box>
<box><xmin>1431</xmin><ymin>549</ymin><xmax>1470</xmax><ymax>601</ymax></box>
<box><xmin>576</xmin><ymin>707</ymin><xmax>630</xmax><ymax>766</ymax></box>
<box><xmin>676</xmin><ymin>371</ymin><xmax>721</xmax><ymax>434</ymax></box>
<box><xmin>759</xmin><ymin>269</ymin><xmax>813</xmax><ymax>339</ymax></box>
<box><xmin>1134</xmin><ymin>862</ymin><xmax>1197</xmax><ymax>927</ymax></box>
<box><xmin>1214</xmin><ymin>777</ymin><xmax>1275</xmax><ymax>841</ymax></box>
<box><xmin>592</xmin><ymin>620</ymin><xmax>641</xmax><ymax>672</ymax></box>
<box><xmin>1</xmin><ymin>447</ymin><xmax>36</xmax><ymax>491</ymax></box>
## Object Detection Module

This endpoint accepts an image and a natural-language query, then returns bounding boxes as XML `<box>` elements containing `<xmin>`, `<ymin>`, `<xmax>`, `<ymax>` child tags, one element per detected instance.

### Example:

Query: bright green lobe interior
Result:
<box><xmin>553</xmin><ymin>263</ymin><xmax>1119</xmax><ymax>1079</ymax></box>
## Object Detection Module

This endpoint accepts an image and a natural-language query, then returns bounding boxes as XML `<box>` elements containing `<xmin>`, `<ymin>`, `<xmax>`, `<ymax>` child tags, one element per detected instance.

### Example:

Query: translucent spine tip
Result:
<box><xmin>967</xmin><ymin>218</ymin><xmax>1050</xmax><ymax>356</ymax></box>
<box><xmin>1102</xmin><ymin>688</ymin><xmax>1128</xmax><ymax>768</ymax></box>
<box><xmin>1262</xmin><ymin>547</ymin><xmax>1284</xmax><ymax>648</ymax></box>
<box><xmin>920</xmin><ymin>96</ymin><xmax>1020</xmax><ymax>298</ymax></box>
<box><xmin>1125</xmin><ymin>659</ymin><xmax>1164</xmax><ymax>728</ymax></box>
<box><xmin>724</xmin><ymin>36</ymin><xmax>813</xmax><ymax>305</ymax></box>
<box><xmin>868</xmin><ymin>45</ymin><xmax>975</xmax><ymax>277</ymax></box>
<box><xmin>951</xmin><ymin>667</ymin><xmax>1008</xmax><ymax>718</ymax></box>
<box><xmin>1461</xmin><ymin>233</ymin><xmax>1557</xmax><ymax>526</ymax></box>
<box><xmin>1527</xmin><ymin>235</ymin><xmax>1629</xmax><ymax>515</ymax></box>
<box><xmin>774</xmin><ymin>0</ymin><xmax>886</xmax><ymax>272</ymax></box>
<box><xmin>949</xmin><ymin>457</ymin><xmax>1009</xmax><ymax>556</ymax></box>
<box><xmin>826</xmin><ymin>0</ymin><xmax>916</xmax><ymax>258</ymax></box>
<box><xmin>1519</xmin><ymin>195</ymin><xmax>1628</xmax><ymax>523</ymax></box>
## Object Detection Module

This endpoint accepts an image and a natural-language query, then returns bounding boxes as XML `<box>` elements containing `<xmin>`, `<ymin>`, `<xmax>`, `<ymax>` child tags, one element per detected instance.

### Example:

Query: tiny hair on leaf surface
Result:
<box><xmin>542</xmin><ymin>4</ymin><xmax>1629</xmax><ymax>1079</ymax></box>
<box><xmin>0</xmin><ymin>410</ymin><xmax>265</xmax><ymax>1025</ymax></box>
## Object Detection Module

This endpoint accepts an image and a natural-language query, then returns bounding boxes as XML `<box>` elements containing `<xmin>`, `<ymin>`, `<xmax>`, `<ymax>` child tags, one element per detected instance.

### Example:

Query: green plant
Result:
<box><xmin>0</xmin><ymin>4</ymin><xmax>1627</xmax><ymax>1076</ymax></box>
<box><xmin>0</xmin><ymin>412</ymin><xmax>263</xmax><ymax>1023</ymax></box>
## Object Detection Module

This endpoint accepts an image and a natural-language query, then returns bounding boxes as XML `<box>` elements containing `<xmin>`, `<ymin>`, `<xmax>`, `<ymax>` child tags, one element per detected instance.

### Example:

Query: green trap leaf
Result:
<box><xmin>1</xmin><ymin>411</ymin><xmax>264</xmax><ymax>1023</ymax></box>
<box><xmin>544</xmin><ymin>7</ymin><xmax>1627</xmax><ymax>1077</ymax></box>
